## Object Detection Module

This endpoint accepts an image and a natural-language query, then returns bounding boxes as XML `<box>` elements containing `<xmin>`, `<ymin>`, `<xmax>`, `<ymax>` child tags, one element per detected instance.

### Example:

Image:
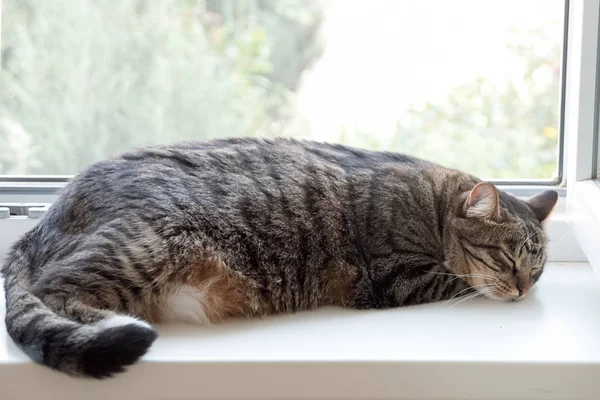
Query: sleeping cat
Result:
<box><xmin>1</xmin><ymin>138</ymin><xmax>558</xmax><ymax>378</ymax></box>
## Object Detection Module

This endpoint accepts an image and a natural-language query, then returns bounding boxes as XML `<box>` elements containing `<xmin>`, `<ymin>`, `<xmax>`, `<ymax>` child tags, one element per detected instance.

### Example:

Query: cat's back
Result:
<box><xmin>114</xmin><ymin>137</ymin><xmax>430</xmax><ymax>177</ymax></box>
<box><xmin>65</xmin><ymin>138</ymin><xmax>432</xmax><ymax>202</ymax></box>
<box><xmin>42</xmin><ymin>138</ymin><xmax>442</xmax><ymax>240</ymax></box>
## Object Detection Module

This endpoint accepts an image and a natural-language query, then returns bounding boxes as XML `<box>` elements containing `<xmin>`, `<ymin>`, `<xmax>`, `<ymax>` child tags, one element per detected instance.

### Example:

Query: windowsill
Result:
<box><xmin>569</xmin><ymin>180</ymin><xmax>600</xmax><ymax>277</ymax></box>
<box><xmin>1</xmin><ymin>262</ymin><xmax>599</xmax><ymax>400</ymax></box>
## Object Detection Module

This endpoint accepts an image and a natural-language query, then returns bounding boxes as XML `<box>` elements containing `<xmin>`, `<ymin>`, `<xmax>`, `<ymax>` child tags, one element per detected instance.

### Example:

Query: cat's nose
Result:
<box><xmin>516</xmin><ymin>275</ymin><xmax>530</xmax><ymax>298</ymax></box>
<box><xmin>517</xmin><ymin>285</ymin><xmax>528</xmax><ymax>297</ymax></box>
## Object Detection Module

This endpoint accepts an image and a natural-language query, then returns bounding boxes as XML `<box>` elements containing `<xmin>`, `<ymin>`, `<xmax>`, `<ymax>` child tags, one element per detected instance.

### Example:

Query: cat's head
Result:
<box><xmin>448</xmin><ymin>182</ymin><xmax>558</xmax><ymax>301</ymax></box>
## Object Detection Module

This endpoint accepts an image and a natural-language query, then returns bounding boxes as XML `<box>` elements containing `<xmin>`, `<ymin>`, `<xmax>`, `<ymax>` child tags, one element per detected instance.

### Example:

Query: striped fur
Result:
<box><xmin>1</xmin><ymin>138</ymin><xmax>557</xmax><ymax>378</ymax></box>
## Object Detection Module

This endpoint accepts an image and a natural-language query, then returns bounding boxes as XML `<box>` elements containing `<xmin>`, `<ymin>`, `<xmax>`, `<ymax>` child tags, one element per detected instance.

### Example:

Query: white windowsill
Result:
<box><xmin>568</xmin><ymin>180</ymin><xmax>600</xmax><ymax>277</ymax></box>
<box><xmin>1</xmin><ymin>262</ymin><xmax>599</xmax><ymax>400</ymax></box>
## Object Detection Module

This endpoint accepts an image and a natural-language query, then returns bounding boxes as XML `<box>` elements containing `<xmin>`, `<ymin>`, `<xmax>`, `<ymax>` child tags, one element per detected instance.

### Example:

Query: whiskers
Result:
<box><xmin>444</xmin><ymin>283</ymin><xmax>494</xmax><ymax>306</ymax></box>
<box><xmin>425</xmin><ymin>270</ymin><xmax>499</xmax><ymax>283</ymax></box>
<box><xmin>447</xmin><ymin>287</ymin><xmax>496</xmax><ymax>308</ymax></box>
<box><xmin>424</xmin><ymin>270</ymin><xmax>500</xmax><ymax>307</ymax></box>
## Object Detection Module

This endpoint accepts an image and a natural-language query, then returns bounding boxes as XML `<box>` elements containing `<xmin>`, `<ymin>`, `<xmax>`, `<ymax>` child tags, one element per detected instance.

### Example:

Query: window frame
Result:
<box><xmin>565</xmin><ymin>0</ymin><xmax>600</xmax><ymax>273</ymax></box>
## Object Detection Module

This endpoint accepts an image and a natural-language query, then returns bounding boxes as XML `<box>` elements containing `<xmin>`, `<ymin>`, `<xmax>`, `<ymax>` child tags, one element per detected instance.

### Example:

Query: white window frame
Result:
<box><xmin>565</xmin><ymin>0</ymin><xmax>600</xmax><ymax>273</ymax></box>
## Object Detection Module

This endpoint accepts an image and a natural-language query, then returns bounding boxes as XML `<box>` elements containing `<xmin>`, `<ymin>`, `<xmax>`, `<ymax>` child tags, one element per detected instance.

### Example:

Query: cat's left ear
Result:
<box><xmin>527</xmin><ymin>190</ymin><xmax>558</xmax><ymax>222</ymax></box>
<box><xmin>465</xmin><ymin>182</ymin><xmax>500</xmax><ymax>219</ymax></box>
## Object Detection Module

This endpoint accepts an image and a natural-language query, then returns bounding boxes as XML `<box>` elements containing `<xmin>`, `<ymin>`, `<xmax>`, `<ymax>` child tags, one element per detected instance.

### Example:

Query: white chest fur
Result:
<box><xmin>160</xmin><ymin>285</ymin><xmax>210</xmax><ymax>324</ymax></box>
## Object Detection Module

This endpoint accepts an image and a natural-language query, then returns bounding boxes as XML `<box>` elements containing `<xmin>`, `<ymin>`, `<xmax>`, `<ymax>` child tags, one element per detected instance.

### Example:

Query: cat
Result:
<box><xmin>1</xmin><ymin>138</ymin><xmax>558</xmax><ymax>378</ymax></box>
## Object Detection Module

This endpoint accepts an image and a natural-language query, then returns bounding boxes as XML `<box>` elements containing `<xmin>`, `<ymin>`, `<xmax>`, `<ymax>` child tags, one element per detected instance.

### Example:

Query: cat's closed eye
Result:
<box><xmin>531</xmin><ymin>267</ymin><xmax>543</xmax><ymax>276</ymax></box>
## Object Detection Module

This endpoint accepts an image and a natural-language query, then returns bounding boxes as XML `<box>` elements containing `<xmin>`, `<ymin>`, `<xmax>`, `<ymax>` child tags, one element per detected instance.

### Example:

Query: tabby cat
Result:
<box><xmin>2</xmin><ymin>138</ymin><xmax>558</xmax><ymax>378</ymax></box>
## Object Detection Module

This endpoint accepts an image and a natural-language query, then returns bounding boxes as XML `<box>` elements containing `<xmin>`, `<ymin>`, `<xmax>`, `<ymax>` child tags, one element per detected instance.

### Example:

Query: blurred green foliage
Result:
<box><xmin>1</xmin><ymin>0</ymin><xmax>320</xmax><ymax>174</ymax></box>
<box><xmin>1</xmin><ymin>0</ymin><xmax>560</xmax><ymax>180</ymax></box>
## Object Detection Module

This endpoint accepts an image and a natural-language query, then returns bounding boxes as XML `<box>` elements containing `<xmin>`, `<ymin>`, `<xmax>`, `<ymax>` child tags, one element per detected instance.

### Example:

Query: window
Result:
<box><xmin>1</xmin><ymin>0</ymin><xmax>566</xmax><ymax>183</ymax></box>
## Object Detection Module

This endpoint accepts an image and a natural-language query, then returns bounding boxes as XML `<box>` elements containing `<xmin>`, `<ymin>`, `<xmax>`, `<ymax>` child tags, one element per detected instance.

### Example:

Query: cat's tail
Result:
<box><xmin>2</xmin><ymin>231</ymin><xmax>157</xmax><ymax>378</ymax></box>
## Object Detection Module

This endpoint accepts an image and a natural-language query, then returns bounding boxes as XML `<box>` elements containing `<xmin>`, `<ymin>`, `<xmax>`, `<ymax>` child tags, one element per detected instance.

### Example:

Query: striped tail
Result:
<box><xmin>2</xmin><ymin>231</ymin><xmax>157</xmax><ymax>378</ymax></box>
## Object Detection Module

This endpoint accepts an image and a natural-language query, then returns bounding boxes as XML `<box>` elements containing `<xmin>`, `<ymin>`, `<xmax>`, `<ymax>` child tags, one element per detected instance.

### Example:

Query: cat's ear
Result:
<box><xmin>527</xmin><ymin>190</ymin><xmax>558</xmax><ymax>222</ymax></box>
<box><xmin>465</xmin><ymin>182</ymin><xmax>500</xmax><ymax>219</ymax></box>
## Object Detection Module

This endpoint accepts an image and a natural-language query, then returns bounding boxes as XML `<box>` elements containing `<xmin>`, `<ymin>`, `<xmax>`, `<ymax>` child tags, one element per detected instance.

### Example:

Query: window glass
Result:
<box><xmin>1</xmin><ymin>0</ymin><xmax>565</xmax><ymax>179</ymax></box>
